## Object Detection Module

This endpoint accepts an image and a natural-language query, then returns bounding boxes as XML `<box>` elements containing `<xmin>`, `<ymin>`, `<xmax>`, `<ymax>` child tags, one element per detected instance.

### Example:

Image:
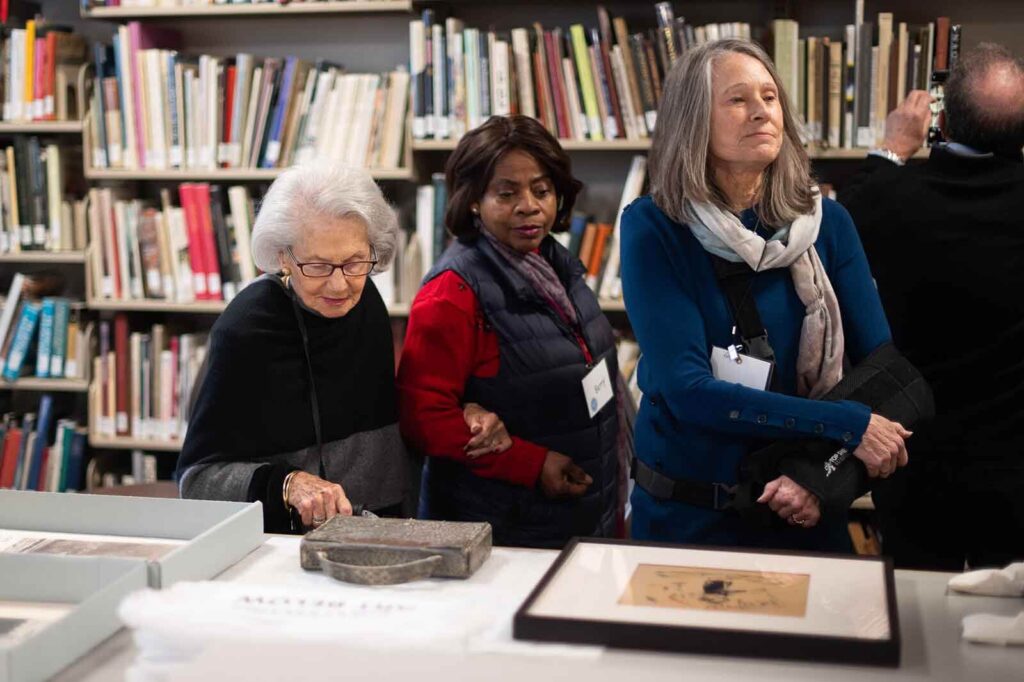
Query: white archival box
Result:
<box><xmin>0</xmin><ymin>490</ymin><xmax>266</xmax><ymax>682</ymax></box>
<box><xmin>0</xmin><ymin>490</ymin><xmax>264</xmax><ymax>587</ymax></box>
<box><xmin>0</xmin><ymin>553</ymin><xmax>148</xmax><ymax>682</ymax></box>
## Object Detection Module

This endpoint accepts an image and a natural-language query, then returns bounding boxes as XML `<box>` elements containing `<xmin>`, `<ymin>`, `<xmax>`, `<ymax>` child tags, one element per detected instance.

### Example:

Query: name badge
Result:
<box><xmin>710</xmin><ymin>346</ymin><xmax>773</xmax><ymax>391</ymax></box>
<box><xmin>582</xmin><ymin>358</ymin><xmax>614</xmax><ymax>418</ymax></box>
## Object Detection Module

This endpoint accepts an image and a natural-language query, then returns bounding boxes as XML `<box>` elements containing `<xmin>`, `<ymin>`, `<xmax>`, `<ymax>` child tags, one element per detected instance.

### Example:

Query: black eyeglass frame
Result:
<box><xmin>286</xmin><ymin>245</ymin><xmax>378</xmax><ymax>278</ymax></box>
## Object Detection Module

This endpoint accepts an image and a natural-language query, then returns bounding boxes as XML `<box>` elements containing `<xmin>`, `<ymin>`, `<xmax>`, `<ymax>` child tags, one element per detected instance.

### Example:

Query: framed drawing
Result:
<box><xmin>513</xmin><ymin>538</ymin><xmax>899</xmax><ymax>666</ymax></box>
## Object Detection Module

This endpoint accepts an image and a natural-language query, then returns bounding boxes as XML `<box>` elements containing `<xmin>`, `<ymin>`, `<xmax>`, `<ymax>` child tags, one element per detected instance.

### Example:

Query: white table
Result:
<box><xmin>54</xmin><ymin>536</ymin><xmax>1022</xmax><ymax>681</ymax></box>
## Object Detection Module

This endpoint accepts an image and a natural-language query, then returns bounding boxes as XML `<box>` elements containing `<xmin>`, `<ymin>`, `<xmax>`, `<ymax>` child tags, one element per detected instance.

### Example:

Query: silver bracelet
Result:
<box><xmin>868</xmin><ymin>148</ymin><xmax>906</xmax><ymax>166</ymax></box>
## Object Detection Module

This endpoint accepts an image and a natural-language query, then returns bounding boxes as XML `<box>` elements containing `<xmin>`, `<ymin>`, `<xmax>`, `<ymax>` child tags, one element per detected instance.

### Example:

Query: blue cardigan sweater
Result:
<box><xmin>620</xmin><ymin>195</ymin><xmax>892</xmax><ymax>550</ymax></box>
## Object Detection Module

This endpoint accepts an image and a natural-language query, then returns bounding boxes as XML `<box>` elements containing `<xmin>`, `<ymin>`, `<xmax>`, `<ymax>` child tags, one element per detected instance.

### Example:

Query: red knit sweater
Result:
<box><xmin>396</xmin><ymin>270</ymin><xmax>549</xmax><ymax>487</ymax></box>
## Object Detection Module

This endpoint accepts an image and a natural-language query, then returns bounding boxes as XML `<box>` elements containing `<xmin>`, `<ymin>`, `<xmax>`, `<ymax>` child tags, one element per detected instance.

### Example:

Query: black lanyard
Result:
<box><xmin>288</xmin><ymin>290</ymin><xmax>326</xmax><ymax>480</ymax></box>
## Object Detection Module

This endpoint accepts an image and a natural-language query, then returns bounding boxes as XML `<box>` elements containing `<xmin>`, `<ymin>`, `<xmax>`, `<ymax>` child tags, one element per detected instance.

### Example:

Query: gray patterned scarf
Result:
<box><xmin>480</xmin><ymin>227</ymin><xmax>579</xmax><ymax>328</ymax></box>
<box><xmin>687</xmin><ymin>192</ymin><xmax>844</xmax><ymax>399</ymax></box>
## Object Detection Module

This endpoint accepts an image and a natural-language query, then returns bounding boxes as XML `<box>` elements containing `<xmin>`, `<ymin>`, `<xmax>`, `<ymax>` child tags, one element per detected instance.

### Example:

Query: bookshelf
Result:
<box><xmin>0</xmin><ymin>121</ymin><xmax>84</xmax><ymax>134</ymax></box>
<box><xmin>82</xmin><ymin>166</ymin><xmax>415</xmax><ymax>182</ymax></box>
<box><xmin>47</xmin><ymin>0</ymin><xmax>1023</xmax><ymax>496</ymax></box>
<box><xmin>82</xmin><ymin>1</ymin><xmax>413</xmax><ymax>20</ymax></box>
<box><xmin>1</xmin><ymin>377</ymin><xmax>90</xmax><ymax>392</ymax></box>
<box><xmin>0</xmin><ymin>251</ymin><xmax>87</xmax><ymax>264</ymax></box>
<box><xmin>87</xmin><ymin>435</ymin><xmax>183</xmax><ymax>452</ymax></box>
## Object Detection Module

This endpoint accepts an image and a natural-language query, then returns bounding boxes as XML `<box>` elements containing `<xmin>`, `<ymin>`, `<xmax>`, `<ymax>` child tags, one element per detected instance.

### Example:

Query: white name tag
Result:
<box><xmin>582</xmin><ymin>357</ymin><xmax>614</xmax><ymax>419</ymax></box>
<box><xmin>710</xmin><ymin>346</ymin><xmax>773</xmax><ymax>391</ymax></box>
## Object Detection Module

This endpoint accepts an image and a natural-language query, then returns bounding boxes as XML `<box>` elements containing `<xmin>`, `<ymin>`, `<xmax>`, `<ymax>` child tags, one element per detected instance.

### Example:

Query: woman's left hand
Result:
<box><xmin>757</xmin><ymin>475</ymin><xmax>821</xmax><ymax>528</ymax></box>
<box><xmin>462</xmin><ymin>402</ymin><xmax>513</xmax><ymax>458</ymax></box>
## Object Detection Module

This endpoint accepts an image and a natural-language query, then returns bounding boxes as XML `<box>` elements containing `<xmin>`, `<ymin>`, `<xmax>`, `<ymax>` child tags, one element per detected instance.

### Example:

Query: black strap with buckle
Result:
<box><xmin>633</xmin><ymin>458</ymin><xmax>737</xmax><ymax>512</ymax></box>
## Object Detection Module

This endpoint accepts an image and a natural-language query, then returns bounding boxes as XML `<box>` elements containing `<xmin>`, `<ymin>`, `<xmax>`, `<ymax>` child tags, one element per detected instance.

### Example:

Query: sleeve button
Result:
<box><xmin>728</xmin><ymin>410</ymin><xmax>740</xmax><ymax>420</ymax></box>
<box><xmin>756</xmin><ymin>414</ymin><xmax>768</xmax><ymax>424</ymax></box>
<box><xmin>842</xmin><ymin>432</ymin><xmax>853</xmax><ymax>442</ymax></box>
<box><xmin>785</xmin><ymin>418</ymin><xmax>796</xmax><ymax>429</ymax></box>
<box><xmin>814</xmin><ymin>423</ymin><xmax>825</xmax><ymax>434</ymax></box>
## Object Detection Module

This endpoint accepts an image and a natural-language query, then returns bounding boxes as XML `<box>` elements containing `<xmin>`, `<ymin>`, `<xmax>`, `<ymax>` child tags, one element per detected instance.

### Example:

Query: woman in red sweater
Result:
<box><xmin>397</xmin><ymin>116</ymin><xmax>621</xmax><ymax>548</ymax></box>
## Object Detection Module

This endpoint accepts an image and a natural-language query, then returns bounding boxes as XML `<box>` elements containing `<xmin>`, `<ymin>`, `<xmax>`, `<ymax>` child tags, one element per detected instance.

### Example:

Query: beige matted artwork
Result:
<box><xmin>618</xmin><ymin>563</ymin><xmax>811</xmax><ymax>617</ymax></box>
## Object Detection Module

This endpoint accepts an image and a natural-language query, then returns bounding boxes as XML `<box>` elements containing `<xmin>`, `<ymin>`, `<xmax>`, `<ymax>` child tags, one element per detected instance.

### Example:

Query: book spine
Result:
<box><xmin>35</xmin><ymin>297</ymin><xmax>55</xmax><ymax>378</ymax></box>
<box><xmin>2</xmin><ymin>301</ymin><xmax>40</xmax><ymax>381</ymax></box>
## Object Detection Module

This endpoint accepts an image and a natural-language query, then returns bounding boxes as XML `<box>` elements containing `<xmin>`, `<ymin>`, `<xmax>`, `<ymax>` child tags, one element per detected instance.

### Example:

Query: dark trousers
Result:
<box><xmin>874</xmin><ymin>460</ymin><xmax>1024</xmax><ymax>570</ymax></box>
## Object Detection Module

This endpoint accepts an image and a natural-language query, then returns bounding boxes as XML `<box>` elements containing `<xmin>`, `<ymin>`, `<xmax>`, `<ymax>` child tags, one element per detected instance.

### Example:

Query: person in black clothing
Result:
<box><xmin>839</xmin><ymin>44</ymin><xmax>1024</xmax><ymax>569</ymax></box>
<box><xmin>176</xmin><ymin>163</ymin><xmax>509</xmax><ymax>533</ymax></box>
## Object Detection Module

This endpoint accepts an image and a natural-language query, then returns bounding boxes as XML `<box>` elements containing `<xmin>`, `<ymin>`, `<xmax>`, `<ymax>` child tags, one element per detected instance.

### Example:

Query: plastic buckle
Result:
<box><xmin>713</xmin><ymin>483</ymin><xmax>738</xmax><ymax>511</ymax></box>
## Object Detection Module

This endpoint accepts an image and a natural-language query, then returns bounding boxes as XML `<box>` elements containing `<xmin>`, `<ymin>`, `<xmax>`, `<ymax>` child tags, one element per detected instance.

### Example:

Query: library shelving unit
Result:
<box><xmin>61</xmin><ymin>0</ymin><xmax>1015</xmax><ymax>481</ymax></box>
<box><xmin>1</xmin><ymin>377</ymin><xmax>90</xmax><ymax>393</ymax></box>
<box><xmin>0</xmin><ymin>251</ymin><xmax>88</xmax><ymax>264</ymax></box>
<box><xmin>0</xmin><ymin>121</ymin><xmax>84</xmax><ymax>135</ymax></box>
<box><xmin>81</xmin><ymin>0</ymin><xmax>413</xmax><ymax>20</ymax></box>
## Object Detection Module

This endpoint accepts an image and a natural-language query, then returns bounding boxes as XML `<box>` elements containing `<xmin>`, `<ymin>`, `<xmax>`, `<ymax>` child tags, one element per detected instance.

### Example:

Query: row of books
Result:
<box><xmin>89</xmin><ymin>450</ymin><xmax>160</xmax><ymax>490</ymax></box>
<box><xmin>0</xmin><ymin>274</ymin><xmax>91</xmax><ymax>382</ymax></box>
<box><xmin>0</xmin><ymin>397</ymin><xmax>87</xmax><ymax>492</ymax></box>
<box><xmin>0</xmin><ymin>18</ymin><xmax>87</xmax><ymax>123</ymax></box>
<box><xmin>80</xmin><ymin>0</ymin><xmax>350</xmax><ymax>7</ymax></box>
<box><xmin>89</xmin><ymin>22</ymin><xmax>409</xmax><ymax>172</ymax></box>
<box><xmin>90</xmin><ymin>315</ymin><xmax>208</xmax><ymax>443</ymax></box>
<box><xmin>409</xmin><ymin>3</ymin><xmax>751</xmax><ymax>142</ymax></box>
<box><xmin>86</xmin><ymin>184</ymin><xmax>259</xmax><ymax>304</ymax></box>
<box><xmin>0</xmin><ymin>140</ymin><xmax>86</xmax><ymax>254</ymax></box>
<box><xmin>774</xmin><ymin>8</ymin><xmax>958</xmax><ymax>149</ymax></box>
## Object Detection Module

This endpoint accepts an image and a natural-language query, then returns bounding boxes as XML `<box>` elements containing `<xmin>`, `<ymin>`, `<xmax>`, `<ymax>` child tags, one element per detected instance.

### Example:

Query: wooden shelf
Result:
<box><xmin>83</xmin><ymin>1</ymin><xmax>412</xmax><ymax>19</ymax></box>
<box><xmin>89</xmin><ymin>435</ymin><xmax>182</xmax><ymax>452</ymax></box>
<box><xmin>0</xmin><ymin>251</ymin><xmax>86</xmax><ymax>264</ymax></box>
<box><xmin>413</xmin><ymin>138</ymin><xmax>930</xmax><ymax>160</ymax></box>
<box><xmin>413</xmin><ymin>138</ymin><xmax>652</xmax><ymax>152</ymax></box>
<box><xmin>0</xmin><ymin>121</ymin><xmax>83</xmax><ymax>134</ymax></box>
<box><xmin>1</xmin><ymin>377</ymin><xmax>89</xmax><ymax>392</ymax></box>
<box><xmin>87</xmin><ymin>299</ymin><xmax>228</xmax><ymax>314</ymax></box>
<box><xmin>84</xmin><ymin>166</ymin><xmax>413</xmax><ymax>182</ymax></box>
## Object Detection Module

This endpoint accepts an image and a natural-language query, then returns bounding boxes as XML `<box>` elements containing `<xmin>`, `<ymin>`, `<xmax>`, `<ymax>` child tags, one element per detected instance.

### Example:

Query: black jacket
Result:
<box><xmin>419</xmin><ymin>234</ymin><xmax>620</xmax><ymax>548</ymax></box>
<box><xmin>838</xmin><ymin>147</ymin><xmax>1024</xmax><ymax>465</ymax></box>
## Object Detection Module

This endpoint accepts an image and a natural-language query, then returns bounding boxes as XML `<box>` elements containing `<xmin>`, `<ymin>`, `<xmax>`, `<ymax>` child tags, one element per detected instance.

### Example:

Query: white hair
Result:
<box><xmin>250</xmin><ymin>163</ymin><xmax>399</xmax><ymax>274</ymax></box>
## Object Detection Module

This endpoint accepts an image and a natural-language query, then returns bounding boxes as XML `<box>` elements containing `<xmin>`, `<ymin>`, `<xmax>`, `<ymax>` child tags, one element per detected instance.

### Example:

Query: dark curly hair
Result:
<box><xmin>444</xmin><ymin>115</ymin><xmax>583</xmax><ymax>238</ymax></box>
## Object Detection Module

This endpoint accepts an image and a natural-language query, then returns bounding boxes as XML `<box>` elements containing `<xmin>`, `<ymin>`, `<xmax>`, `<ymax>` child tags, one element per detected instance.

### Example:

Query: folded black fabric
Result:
<box><xmin>736</xmin><ymin>343</ymin><xmax>935</xmax><ymax>523</ymax></box>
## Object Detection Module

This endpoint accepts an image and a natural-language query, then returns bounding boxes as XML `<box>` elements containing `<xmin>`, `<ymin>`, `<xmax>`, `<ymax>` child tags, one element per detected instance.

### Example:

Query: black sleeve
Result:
<box><xmin>837</xmin><ymin>155</ymin><xmax>897</xmax><ymax>210</ymax></box>
<box><xmin>247</xmin><ymin>460</ymin><xmax>302</xmax><ymax>534</ymax></box>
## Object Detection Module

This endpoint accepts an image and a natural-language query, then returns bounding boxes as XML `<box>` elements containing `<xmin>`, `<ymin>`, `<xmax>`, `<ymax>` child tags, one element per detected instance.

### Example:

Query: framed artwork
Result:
<box><xmin>513</xmin><ymin>538</ymin><xmax>899</xmax><ymax>666</ymax></box>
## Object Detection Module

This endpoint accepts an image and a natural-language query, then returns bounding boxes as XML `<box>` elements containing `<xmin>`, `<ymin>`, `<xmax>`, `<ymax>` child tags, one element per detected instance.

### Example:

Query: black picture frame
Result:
<box><xmin>513</xmin><ymin>537</ymin><xmax>900</xmax><ymax>667</ymax></box>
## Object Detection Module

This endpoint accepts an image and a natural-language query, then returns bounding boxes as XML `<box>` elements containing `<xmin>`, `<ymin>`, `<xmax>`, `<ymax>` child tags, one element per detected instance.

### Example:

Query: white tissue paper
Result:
<box><xmin>962</xmin><ymin>611</ymin><xmax>1024</xmax><ymax>646</ymax></box>
<box><xmin>948</xmin><ymin>562</ymin><xmax>1024</xmax><ymax>597</ymax></box>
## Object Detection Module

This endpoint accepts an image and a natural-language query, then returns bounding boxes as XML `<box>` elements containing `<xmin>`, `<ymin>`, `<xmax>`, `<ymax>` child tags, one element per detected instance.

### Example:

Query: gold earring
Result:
<box><xmin>471</xmin><ymin>207</ymin><xmax>479</xmax><ymax>215</ymax></box>
<box><xmin>281</xmin><ymin>267</ymin><xmax>292</xmax><ymax>288</ymax></box>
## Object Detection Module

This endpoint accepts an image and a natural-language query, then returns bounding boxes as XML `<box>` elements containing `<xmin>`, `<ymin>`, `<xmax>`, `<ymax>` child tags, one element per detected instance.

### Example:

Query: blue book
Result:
<box><xmin>25</xmin><ymin>394</ymin><xmax>54</xmax><ymax>491</ymax></box>
<box><xmin>261</xmin><ymin>56</ymin><xmax>297</xmax><ymax>168</ymax></box>
<box><xmin>2</xmin><ymin>302</ymin><xmax>41</xmax><ymax>381</ymax></box>
<box><xmin>12</xmin><ymin>413</ymin><xmax>35</xmax><ymax>490</ymax></box>
<box><xmin>62</xmin><ymin>427</ymin><xmax>87</xmax><ymax>492</ymax></box>
<box><xmin>35</xmin><ymin>298</ymin><xmax>56</xmax><ymax>378</ymax></box>
<box><xmin>92</xmin><ymin>43</ymin><xmax>110</xmax><ymax>168</ymax></box>
<box><xmin>567</xmin><ymin>212</ymin><xmax>588</xmax><ymax>257</ymax></box>
<box><xmin>49</xmin><ymin>299</ymin><xmax>70</xmax><ymax>378</ymax></box>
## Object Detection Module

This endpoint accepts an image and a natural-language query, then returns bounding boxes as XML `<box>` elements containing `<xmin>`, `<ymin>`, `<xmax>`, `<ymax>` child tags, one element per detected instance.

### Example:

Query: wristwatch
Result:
<box><xmin>868</xmin><ymin>148</ymin><xmax>907</xmax><ymax>166</ymax></box>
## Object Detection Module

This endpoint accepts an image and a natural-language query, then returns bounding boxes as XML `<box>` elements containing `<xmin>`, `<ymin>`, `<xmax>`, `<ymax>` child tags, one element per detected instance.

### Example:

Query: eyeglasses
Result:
<box><xmin>287</xmin><ymin>246</ymin><xmax>378</xmax><ymax>278</ymax></box>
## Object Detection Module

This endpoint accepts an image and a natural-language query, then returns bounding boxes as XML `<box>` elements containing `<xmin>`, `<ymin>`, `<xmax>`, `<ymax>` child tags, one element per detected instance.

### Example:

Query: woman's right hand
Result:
<box><xmin>286</xmin><ymin>471</ymin><xmax>352</xmax><ymax>528</ymax></box>
<box><xmin>853</xmin><ymin>414</ymin><xmax>912</xmax><ymax>478</ymax></box>
<box><xmin>538</xmin><ymin>451</ymin><xmax>592</xmax><ymax>499</ymax></box>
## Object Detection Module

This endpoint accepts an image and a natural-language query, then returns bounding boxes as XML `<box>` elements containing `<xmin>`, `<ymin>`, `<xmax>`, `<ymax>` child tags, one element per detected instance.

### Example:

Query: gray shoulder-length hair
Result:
<box><xmin>250</xmin><ymin>163</ymin><xmax>399</xmax><ymax>274</ymax></box>
<box><xmin>649</xmin><ymin>38</ymin><xmax>815</xmax><ymax>227</ymax></box>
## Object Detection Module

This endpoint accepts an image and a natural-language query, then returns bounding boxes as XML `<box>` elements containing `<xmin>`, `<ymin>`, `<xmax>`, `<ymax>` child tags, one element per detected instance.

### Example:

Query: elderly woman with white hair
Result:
<box><xmin>621</xmin><ymin>39</ymin><xmax>910</xmax><ymax>551</ymax></box>
<box><xmin>177</xmin><ymin>164</ymin><xmax>507</xmax><ymax>533</ymax></box>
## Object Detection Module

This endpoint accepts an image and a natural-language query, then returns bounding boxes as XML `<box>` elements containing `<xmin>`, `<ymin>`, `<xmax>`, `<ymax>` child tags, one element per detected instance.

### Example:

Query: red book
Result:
<box><xmin>0</xmin><ymin>428</ymin><xmax>22</xmax><ymax>488</ymax></box>
<box><xmin>192</xmin><ymin>183</ymin><xmax>223</xmax><ymax>301</ymax></box>
<box><xmin>114</xmin><ymin>313</ymin><xmax>130</xmax><ymax>436</ymax></box>
<box><xmin>36</xmin><ymin>446</ymin><xmax>49</xmax><ymax>491</ymax></box>
<box><xmin>544</xmin><ymin>30</ymin><xmax>570</xmax><ymax>139</ymax></box>
<box><xmin>44</xmin><ymin>32</ymin><xmax>57</xmax><ymax>121</ymax></box>
<box><xmin>934</xmin><ymin>17</ymin><xmax>952</xmax><ymax>71</ymax></box>
<box><xmin>178</xmin><ymin>184</ymin><xmax>210</xmax><ymax>300</ymax></box>
<box><xmin>222</xmin><ymin>65</ymin><xmax>237</xmax><ymax>167</ymax></box>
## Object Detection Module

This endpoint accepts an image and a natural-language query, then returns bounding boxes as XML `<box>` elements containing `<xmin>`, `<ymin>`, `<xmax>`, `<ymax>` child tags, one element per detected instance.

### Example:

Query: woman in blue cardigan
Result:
<box><xmin>621</xmin><ymin>39</ymin><xmax>911</xmax><ymax>552</ymax></box>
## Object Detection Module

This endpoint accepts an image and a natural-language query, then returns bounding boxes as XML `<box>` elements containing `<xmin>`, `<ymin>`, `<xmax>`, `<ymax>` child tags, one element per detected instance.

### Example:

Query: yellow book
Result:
<box><xmin>23</xmin><ymin>20</ymin><xmax>35</xmax><ymax>121</ymax></box>
<box><xmin>569</xmin><ymin>25</ymin><xmax>603</xmax><ymax>141</ymax></box>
